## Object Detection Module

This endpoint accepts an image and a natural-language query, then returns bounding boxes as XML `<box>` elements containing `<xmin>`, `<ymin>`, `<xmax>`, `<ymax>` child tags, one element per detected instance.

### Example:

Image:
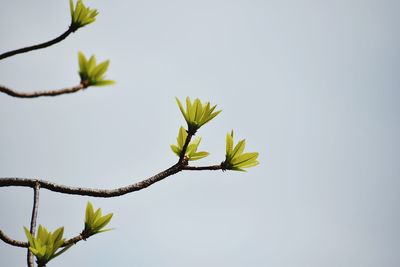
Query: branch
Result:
<box><xmin>62</xmin><ymin>230</ymin><xmax>99</xmax><ymax>247</ymax></box>
<box><xmin>0</xmin><ymin>132</ymin><xmax>215</xmax><ymax>197</ymax></box>
<box><xmin>0</xmin><ymin>230</ymin><xmax>87</xmax><ymax>249</ymax></box>
<box><xmin>0</xmin><ymin>82</ymin><xmax>88</xmax><ymax>98</ymax></box>
<box><xmin>0</xmin><ymin>163</ymin><xmax>183</xmax><ymax>197</ymax></box>
<box><xmin>63</xmin><ymin>234</ymin><xmax>84</xmax><ymax>247</ymax></box>
<box><xmin>179</xmin><ymin>132</ymin><xmax>194</xmax><ymax>162</ymax></box>
<box><xmin>0</xmin><ymin>163</ymin><xmax>227</xmax><ymax>198</ymax></box>
<box><xmin>183</xmin><ymin>164</ymin><xmax>223</xmax><ymax>171</ymax></box>
<box><xmin>27</xmin><ymin>183</ymin><xmax>40</xmax><ymax>267</ymax></box>
<box><xmin>0</xmin><ymin>230</ymin><xmax>28</xmax><ymax>248</ymax></box>
<box><xmin>0</xmin><ymin>26</ymin><xmax>76</xmax><ymax>61</ymax></box>
<box><xmin>29</xmin><ymin>183</ymin><xmax>41</xmax><ymax>237</ymax></box>
<box><xmin>0</xmin><ymin>132</ymin><xmax>224</xmax><ymax>251</ymax></box>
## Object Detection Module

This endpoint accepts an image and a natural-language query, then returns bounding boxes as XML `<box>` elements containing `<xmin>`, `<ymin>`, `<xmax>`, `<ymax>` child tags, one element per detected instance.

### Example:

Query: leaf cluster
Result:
<box><xmin>70</xmin><ymin>0</ymin><xmax>98</xmax><ymax>30</ymax></box>
<box><xmin>83</xmin><ymin>202</ymin><xmax>113</xmax><ymax>237</ymax></box>
<box><xmin>171</xmin><ymin>126</ymin><xmax>209</xmax><ymax>161</ymax></box>
<box><xmin>24</xmin><ymin>225</ymin><xmax>71</xmax><ymax>266</ymax></box>
<box><xmin>78</xmin><ymin>52</ymin><xmax>115</xmax><ymax>86</ymax></box>
<box><xmin>223</xmin><ymin>131</ymin><xmax>259</xmax><ymax>171</ymax></box>
<box><xmin>176</xmin><ymin>97</ymin><xmax>221</xmax><ymax>134</ymax></box>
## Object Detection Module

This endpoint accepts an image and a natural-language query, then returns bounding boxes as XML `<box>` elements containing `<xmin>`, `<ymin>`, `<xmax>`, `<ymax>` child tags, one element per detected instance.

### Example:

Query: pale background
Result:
<box><xmin>1</xmin><ymin>0</ymin><xmax>399</xmax><ymax>266</ymax></box>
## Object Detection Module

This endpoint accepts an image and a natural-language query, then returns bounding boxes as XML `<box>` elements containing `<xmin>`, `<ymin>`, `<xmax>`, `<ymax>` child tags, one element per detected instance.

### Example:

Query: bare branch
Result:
<box><xmin>0</xmin><ymin>162</ymin><xmax>226</xmax><ymax>198</ymax></box>
<box><xmin>0</xmin><ymin>163</ymin><xmax>183</xmax><ymax>197</ymax></box>
<box><xmin>27</xmin><ymin>183</ymin><xmax>40</xmax><ymax>267</ymax></box>
<box><xmin>0</xmin><ymin>27</ymin><xmax>75</xmax><ymax>61</ymax></box>
<box><xmin>62</xmin><ymin>234</ymin><xmax>85</xmax><ymax>247</ymax></box>
<box><xmin>183</xmin><ymin>164</ymin><xmax>223</xmax><ymax>171</ymax></box>
<box><xmin>0</xmin><ymin>83</ymin><xmax>89</xmax><ymax>98</ymax></box>
<box><xmin>0</xmin><ymin>230</ymin><xmax>28</xmax><ymax>248</ymax></box>
<box><xmin>179</xmin><ymin>132</ymin><xmax>193</xmax><ymax>162</ymax></box>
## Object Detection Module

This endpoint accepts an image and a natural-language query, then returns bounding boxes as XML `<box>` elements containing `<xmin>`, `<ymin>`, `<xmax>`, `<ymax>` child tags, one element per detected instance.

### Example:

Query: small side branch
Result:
<box><xmin>29</xmin><ymin>183</ymin><xmax>41</xmax><ymax>235</ymax></box>
<box><xmin>63</xmin><ymin>234</ymin><xmax>84</xmax><ymax>247</ymax></box>
<box><xmin>0</xmin><ymin>230</ymin><xmax>28</xmax><ymax>248</ymax></box>
<box><xmin>179</xmin><ymin>132</ymin><xmax>194</xmax><ymax>162</ymax></box>
<box><xmin>183</xmin><ymin>164</ymin><xmax>223</xmax><ymax>171</ymax></box>
<box><xmin>0</xmin><ymin>83</ymin><xmax>88</xmax><ymax>98</ymax></box>
<box><xmin>27</xmin><ymin>182</ymin><xmax>41</xmax><ymax>267</ymax></box>
<box><xmin>0</xmin><ymin>27</ymin><xmax>75</xmax><ymax>60</ymax></box>
<box><xmin>0</xmin><ymin>231</ymin><xmax>88</xmax><ymax>249</ymax></box>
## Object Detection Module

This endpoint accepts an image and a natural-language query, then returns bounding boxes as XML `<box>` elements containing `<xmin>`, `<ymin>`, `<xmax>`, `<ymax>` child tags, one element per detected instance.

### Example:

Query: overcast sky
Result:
<box><xmin>1</xmin><ymin>0</ymin><xmax>400</xmax><ymax>266</ymax></box>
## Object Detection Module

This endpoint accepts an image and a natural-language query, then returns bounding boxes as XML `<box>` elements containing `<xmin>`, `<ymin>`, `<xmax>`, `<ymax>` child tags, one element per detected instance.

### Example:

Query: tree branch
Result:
<box><xmin>63</xmin><ymin>234</ymin><xmax>84</xmax><ymax>247</ymax></box>
<box><xmin>0</xmin><ymin>231</ymin><xmax>92</xmax><ymax>250</ymax></box>
<box><xmin>62</xmin><ymin>230</ymin><xmax>100</xmax><ymax>247</ymax></box>
<box><xmin>27</xmin><ymin>183</ymin><xmax>40</xmax><ymax>267</ymax></box>
<box><xmin>179</xmin><ymin>132</ymin><xmax>194</xmax><ymax>162</ymax></box>
<box><xmin>0</xmin><ymin>163</ymin><xmax>184</xmax><ymax>197</ymax></box>
<box><xmin>0</xmin><ymin>230</ymin><xmax>28</xmax><ymax>248</ymax></box>
<box><xmin>0</xmin><ymin>83</ymin><xmax>89</xmax><ymax>98</ymax></box>
<box><xmin>183</xmin><ymin>164</ymin><xmax>223</xmax><ymax>171</ymax></box>
<box><xmin>0</xmin><ymin>26</ymin><xmax>76</xmax><ymax>61</ymax></box>
<box><xmin>0</xmin><ymin>131</ymin><xmax>208</xmax><ymax>197</ymax></box>
<box><xmin>0</xmin><ymin>162</ymin><xmax>227</xmax><ymax>198</ymax></box>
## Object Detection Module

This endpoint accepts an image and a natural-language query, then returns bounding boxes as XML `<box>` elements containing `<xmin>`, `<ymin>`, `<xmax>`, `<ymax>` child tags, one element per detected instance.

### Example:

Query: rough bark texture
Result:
<box><xmin>0</xmin><ymin>83</ymin><xmax>88</xmax><ymax>98</ymax></box>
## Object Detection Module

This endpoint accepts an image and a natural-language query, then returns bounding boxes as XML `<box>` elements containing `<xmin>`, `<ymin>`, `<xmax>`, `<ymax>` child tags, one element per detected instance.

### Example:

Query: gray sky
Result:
<box><xmin>1</xmin><ymin>0</ymin><xmax>400</xmax><ymax>266</ymax></box>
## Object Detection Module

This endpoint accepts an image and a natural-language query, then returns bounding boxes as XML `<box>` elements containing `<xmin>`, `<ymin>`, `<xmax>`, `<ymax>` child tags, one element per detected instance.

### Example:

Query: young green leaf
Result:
<box><xmin>226</xmin><ymin>131</ymin><xmax>233</xmax><ymax>157</ymax></box>
<box><xmin>170</xmin><ymin>126</ymin><xmax>209</xmax><ymax>161</ymax></box>
<box><xmin>92</xmin><ymin>208</ymin><xmax>102</xmax><ymax>223</ymax></box>
<box><xmin>51</xmin><ymin>227</ymin><xmax>64</xmax><ymax>244</ymax></box>
<box><xmin>24</xmin><ymin>227</ymin><xmax>34</xmax><ymax>245</ymax></box>
<box><xmin>70</xmin><ymin>0</ymin><xmax>98</xmax><ymax>30</ymax></box>
<box><xmin>170</xmin><ymin>144</ymin><xmax>180</xmax><ymax>156</ymax></box>
<box><xmin>175</xmin><ymin>97</ymin><xmax>188</xmax><ymax>122</ymax></box>
<box><xmin>92</xmin><ymin>213</ymin><xmax>113</xmax><ymax>231</ymax></box>
<box><xmin>92</xmin><ymin>60</ymin><xmax>109</xmax><ymax>79</ymax></box>
<box><xmin>83</xmin><ymin>202</ymin><xmax>114</xmax><ymax>237</ymax></box>
<box><xmin>23</xmin><ymin>225</ymin><xmax>68</xmax><ymax>266</ymax></box>
<box><xmin>223</xmin><ymin>131</ymin><xmax>259</xmax><ymax>171</ymax></box>
<box><xmin>77</xmin><ymin>52</ymin><xmax>115</xmax><ymax>87</ymax></box>
<box><xmin>85</xmin><ymin>201</ymin><xmax>94</xmax><ymax>226</ymax></box>
<box><xmin>94</xmin><ymin>80</ymin><xmax>116</xmax><ymax>86</ymax></box>
<box><xmin>175</xmin><ymin>97</ymin><xmax>221</xmax><ymax>134</ymax></box>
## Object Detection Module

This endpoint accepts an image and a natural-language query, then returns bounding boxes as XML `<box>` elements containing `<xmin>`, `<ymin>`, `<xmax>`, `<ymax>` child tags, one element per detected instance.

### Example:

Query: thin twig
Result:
<box><xmin>62</xmin><ymin>234</ymin><xmax>85</xmax><ymax>247</ymax></box>
<box><xmin>0</xmin><ymin>83</ymin><xmax>88</xmax><ymax>98</ymax></box>
<box><xmin>0</xmin><ymin>231</ymin><xmax>91</xmax><ymax>249</ymax></box>
<box><xmin>27</xmin><ymin>182</ymin><xmax>41</xmax><ymax>267</ymax></box>
<box><xmin>179</xmin><ymin>132</ymin><xmax>193</xmax><ymax>162</ymax></box>
<box><xmin>0</xmin><ymin>230</ymin><xmax>28</xmax><ymax>248</ymax></box>
<box><xmin>0</xmin><ymin>26</ymin><xmax>76</xmax><ymax>60</ymax></box>
<box><xmin>183</xmin><ymin>164</ymin><xmax>223</xmax><ymax>171</ymax></box>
